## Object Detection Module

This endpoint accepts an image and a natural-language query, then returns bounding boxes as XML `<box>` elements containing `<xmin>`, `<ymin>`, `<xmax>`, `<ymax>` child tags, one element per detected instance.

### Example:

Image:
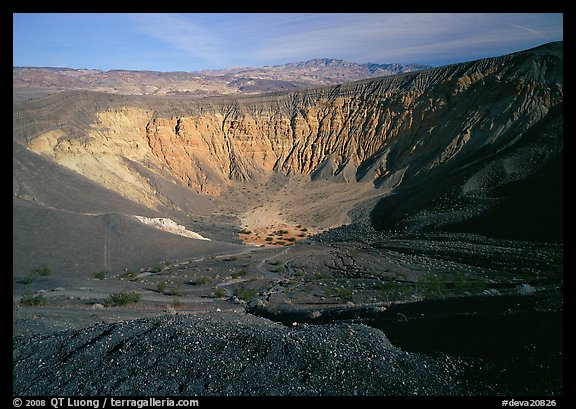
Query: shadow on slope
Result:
<box><xmin>370</xmin><ymin>103</ymin><xmax>563</xmax><ymax>242</ymax></box>
<box><xmin>13</xmin><ymin>199</ymin><xmax>242</xmax><ymax>278</ymax></box>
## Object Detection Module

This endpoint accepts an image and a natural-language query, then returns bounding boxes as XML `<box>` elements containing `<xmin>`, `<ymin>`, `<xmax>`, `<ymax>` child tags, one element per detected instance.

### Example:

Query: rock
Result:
<box><xmin>134</xmin><ymin>215</ymin><xmax>210</xmax><ymax>240</ymax></box>
<box><xmin>165</xmin><ymin>305</ymin><xmax>176</xmax><ymax>315</ymax></box>
<box><xmin>517</xmin><ymin>284</ymin><xmax>536</xmax><ymax>295</ymax></box>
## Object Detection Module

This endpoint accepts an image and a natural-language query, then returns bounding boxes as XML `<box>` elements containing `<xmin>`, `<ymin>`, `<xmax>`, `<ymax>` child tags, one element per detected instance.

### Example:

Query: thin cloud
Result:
<box><xmin>250</xmin><ymin>13</ymin><xmax>563</xmax><ymax>65</ymax></box>
<box><xmin>509</xmin><ymin>24</ymin><xmax>550</xmax><ymax>39</ymax></box>
<box><xmin>13</xmin><ymin>13</ymin><xmax>563</xmax><ymax>71</ymax></box>
<box><xmin>130</xmin><ymin>14</ymin><xmax>233</xmax><ymax>67</ymax></box>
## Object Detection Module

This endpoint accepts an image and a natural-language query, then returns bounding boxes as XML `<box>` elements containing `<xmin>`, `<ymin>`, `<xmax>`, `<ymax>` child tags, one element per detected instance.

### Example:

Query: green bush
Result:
<box><xmin>231</xmin><ymin>269</ymin><xmax>248</xmax><ymax>279</ymax></box>
<box><xmin>417</xmin><ymin>275</ymin><xmax>446</xmax><ymax>299</ymax></box>
<box><xmin>22</xmin><ymin>264</ymin><xmax>53</xmax><ymax>284</ymax></box>
<box><xmin>213</xmin><ymin>287</ymin><xmax>227</xmax><ymax>299</ymax></box>
<box><xmin>325</xmin><ymin>287</ymin><xmax>353</xmax><ymax>301</ymax></box>
<box><xmin>272</xmin><ymin>264</ymin><xmax>285</xmax><ymax>273</ymax></box>
<box><xmin>156</xmin><ymin>282</ymin><xmax>181</xmax><ymax>296</ymax></box>
<box><xmin>234</xmin><ymin>287</ymin><xmax>257</xmax><ymax>301</ymax></box>
<box><xmin>374</xmin><ymin>281</ymin><xmax>414</xmax><ymax>301</ymax></box>
<box><xmin>196</xmin><ymin>276</ymin><xmax>211</xmax><ymax>285</ymax></box>
<box><xmin>307</xmin><ymin>271</ymin><xmax>330</xmax><ymax>280</ymax></box>
<box><xmin>118</xmin><ymin>271</ymin><xmax>137</xmax><ymax>280</ymax></box>
<box><xmin>265</xmin><ymin>237</ymin><xmax>274</xmax><ymax>242</ymax></box>
<box><xmin>21</xmin><ymin>275</ymin><xmax>35</xmax><ymax>285</ymax></box>
<box><xmin>164</xmin><ymin>287</ymin><xmax>181</xmax><ymax>296</ymax></box>
<box><xmin>33</xmin><ymin>265</ymin><xmax>52</xmax><ymax>276</ymax></box>
<box><xmin>105</xmin><ymin>291</ymin><xmax>141</xmax><ymax>306</ymax></box>
<box><xmin>94</xmin><ymin>271</ymin><xmax>108</xmax><ymax>280</ymax></box>
<box><xmin>19</xmin><ymin>292</ymin><xmax>46</xmax><ymax>307</ymax></box>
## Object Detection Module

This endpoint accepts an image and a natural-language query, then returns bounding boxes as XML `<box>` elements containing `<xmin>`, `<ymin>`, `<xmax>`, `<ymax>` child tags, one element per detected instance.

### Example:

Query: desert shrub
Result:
<box><xmin>417</xmin><ymin>275</ymin><xmax>446</xmax><ymax>299</ymax></box>
<box><xmin>307</xmin><ymin>271</ymin><xmax>330</xmax><ymax>280</ymax></box>
<box><xmin>325</xmin><ymin>287</ymin><xmax>353</xmax><ymax>301</ymax></box>
<box><xmin>195</xmin><ymin>276</ymin><xmax>211</xmax><ymax>285</ymax></box>
<box><xmin>213</xmin><ymin>287</ymin><xmax>227</xmax><ymax>298</ymax></box>
<box><xmin>272</xmin><ymin>264</ymin><xmax>285</xmax><ymax>273</ymax></box>
<box><xmin>33</xmin><ymin>265</ymin><xmax>52</xmax><ymax>276</ymax></box>
<box><xmin>275</xmin><ymin>241</ymin><xmax>286</xmax><ymax>245</ymax></box>
<box><xmin>300</xmin><ymin>228</ymin><xmax>308</xmax><ymax>232</ymax></box>
<box><xmin>466</xmin><ymin>280</ymin><xmax>488</xmax><ymax>295</ymax></box>
<box><xmin>240</xmin><ymin>229</ymin><xmax>252</xmax><ymax>235</ymax></box>
<box><xmin>451</xmin><ymin>271</ymin><xmax>467</xmax><ymax>293</ymax></box>
<box><xmin>105</xmin><ymin>291</ymin><xmax>141</xmax><ymax>306</ymax></box>
<box><xmin>231</xmin><ymin>269</ymin><xmax>248</xmax><ymax>279</ymax></box>
<box><xmin>118</xmin><ymin>271</ymin><xmax>137</xmax><ymax>280</ymax></box>
<box><xmin>374</xmin><ymin>281</ymin><xmax>414</xmax><ymax>301</ymax></box>
<box><xmin>265</xmin><ymin>237</ymin><xmax>274</xmax><ymax>242</ymax></box>
<box><xmin>19</xmin><ymin>292</ymin><xmax>46</xmax><ymax>307</ymax></box>
<box><xmin>21</xmin><ymin>265</ymin><xmax>53</xmax><ymax>284</ymax></box>
<box><xmin>298</xmin><ymin>233</ymin><xmax>306</xmax><ymax>237</ymax></box>
<box><xmin>234</xmin><ymin>287</ymin><xmax>257</xmax><ymax>301</ymax></box>
<box><xmin>286</xmin><ymin>237</ymin><xmax>296</xmax><ymax>242</ymax></box>
<box><xmin>164</xmin><ymin>287</ymin><xmax>181</xmax><ymax>296</ymax></box>
<box><xmin>156</xmin><ymin>282</ymin><xmax>181</xmax><ymax>296</ymax></box>
<box><xmin>21</xmin><ymin>275</ymin><xmax>36</xmax><ymax>284</ymax></box>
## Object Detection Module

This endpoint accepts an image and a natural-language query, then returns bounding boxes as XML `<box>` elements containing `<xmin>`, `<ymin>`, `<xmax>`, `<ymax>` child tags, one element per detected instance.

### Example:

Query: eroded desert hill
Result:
<box><xmin>13</xmin><ymin>42</ymin><xmax>563</xmax><ymax>277</ymax></box>
<box><xmin>13</xmin><ymin>59</ymin><xmax>431</xmax><ymax>99</ymax></box>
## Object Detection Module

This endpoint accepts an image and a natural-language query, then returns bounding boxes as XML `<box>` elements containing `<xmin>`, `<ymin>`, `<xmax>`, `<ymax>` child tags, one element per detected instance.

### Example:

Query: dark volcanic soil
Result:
<box><xmin>13</xmin><ymin>312</ymin><xmax>467</xmax><ymax>396</ymax></box>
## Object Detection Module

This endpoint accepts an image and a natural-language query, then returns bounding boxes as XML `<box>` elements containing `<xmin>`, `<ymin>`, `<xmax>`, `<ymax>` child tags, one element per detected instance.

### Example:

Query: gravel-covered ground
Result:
<box><xmin>13</xmin><ymin>312</ymin><xmax>469</xmax><ymax>396</ymax></box>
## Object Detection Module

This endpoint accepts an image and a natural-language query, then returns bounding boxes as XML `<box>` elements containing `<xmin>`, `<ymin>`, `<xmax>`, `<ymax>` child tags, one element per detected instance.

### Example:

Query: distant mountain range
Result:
<box><xmin>13</xmin><ymin>59</ymin><xmax>432</xmax><ymax>100</ymax></box>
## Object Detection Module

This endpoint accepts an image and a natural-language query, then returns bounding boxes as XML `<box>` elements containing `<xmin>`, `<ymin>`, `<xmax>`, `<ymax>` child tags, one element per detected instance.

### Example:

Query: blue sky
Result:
<box><xmin>13</xmin><ymin>13</ymin><xmax>563</xmax><ymax>72</ymax></box>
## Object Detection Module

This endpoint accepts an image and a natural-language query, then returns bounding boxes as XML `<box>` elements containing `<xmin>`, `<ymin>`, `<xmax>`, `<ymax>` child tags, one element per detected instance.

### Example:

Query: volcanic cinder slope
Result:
<box><xmin>13</xmin><ymin>42</ymin><xmax>563</xmax><ymax>396</ymax></box>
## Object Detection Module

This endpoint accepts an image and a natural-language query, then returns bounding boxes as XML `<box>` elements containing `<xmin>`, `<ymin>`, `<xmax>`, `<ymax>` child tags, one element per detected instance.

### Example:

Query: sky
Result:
<box><xmin>13</xmin><ymin>13</ymin><xmax>563</xmax><ymax>72</ymax></box>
